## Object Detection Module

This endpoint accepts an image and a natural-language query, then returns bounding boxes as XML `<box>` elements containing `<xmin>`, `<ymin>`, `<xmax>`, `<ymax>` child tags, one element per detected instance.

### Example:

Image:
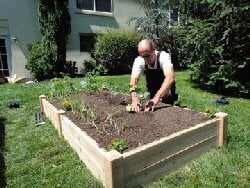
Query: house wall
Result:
<box><xmin>66</xmin><ymin>0</ymin><xmax>145</xmax><ymax>73</ymax></box>
<box><xmin>0</xmin><ymin>0</ymin><xmax>145</xmax><ymax>78</ymax></box>
<box><xmin>0</xmin><ymin>0</ymin><xmax>40</xmax><ymax>78</ymax></box>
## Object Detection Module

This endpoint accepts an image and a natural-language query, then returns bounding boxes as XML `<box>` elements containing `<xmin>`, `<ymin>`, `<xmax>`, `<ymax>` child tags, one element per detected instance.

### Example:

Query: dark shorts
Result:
<box><xmin>161</xmin><ymin>93</ymin><xmax>178</xmax><ymax>105</ymax></box>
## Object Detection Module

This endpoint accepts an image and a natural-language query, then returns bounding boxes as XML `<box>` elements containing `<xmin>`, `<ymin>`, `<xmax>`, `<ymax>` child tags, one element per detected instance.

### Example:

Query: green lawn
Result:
<box><xmin>0</xmin><ymin>71</ymin><xmax>249</xmax><ymax>187</ymax></box>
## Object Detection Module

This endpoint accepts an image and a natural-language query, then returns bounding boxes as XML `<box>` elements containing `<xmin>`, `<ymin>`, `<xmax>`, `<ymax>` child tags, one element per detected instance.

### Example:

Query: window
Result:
<box><xmin>80</xmin><ymin>33</ymin><xmax>97</xmax><ymax>52</ymax></box>
<box><xmin>76</xmin><ymin>0</ymin><xmax>112</xmax><ymax>13</ymax></box>
<box><xmin>0</xmin><ymin>38</ymin><xmax>9</xmax><ymax>76</ymax></box>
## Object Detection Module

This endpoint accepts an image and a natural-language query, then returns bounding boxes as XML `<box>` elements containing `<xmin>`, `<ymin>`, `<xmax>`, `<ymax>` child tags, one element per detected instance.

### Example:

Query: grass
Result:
<box><xmin>0</xmin><ymin>71</ymin><xmax>249</xmax><ymax>187</ymax></box>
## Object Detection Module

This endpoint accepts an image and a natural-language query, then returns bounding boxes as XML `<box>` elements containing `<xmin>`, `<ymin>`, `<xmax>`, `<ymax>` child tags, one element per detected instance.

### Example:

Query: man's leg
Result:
<box><xmin>161</xmin><ymin>82</ymin><xmax>178</xmax><ymax>105</ymax></box>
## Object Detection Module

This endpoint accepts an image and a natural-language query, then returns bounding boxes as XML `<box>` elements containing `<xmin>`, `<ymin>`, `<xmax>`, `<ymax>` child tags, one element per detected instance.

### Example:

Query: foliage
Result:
<box><xmin>129</xmin><ymin>0</ymin><xmax>171</xmax><ymax>49</ymax></box>
<box><xmin>26</xmin><ymin>0</ymin><xmax>71</xmax><ymax>80</ymax></box>
<box><xmin>83</xmin><ymin>59</ymin><xmax>108</xmax><ymax>77</ymax></box>
<box><xmin>173</xmin><ymin>0</ymin><xmax>250</xmax><ymax>97</ymax></box>
<box><xmin>47</xmin><ymin>76</ymin><xmax>79</xmax><ymax>99</ymax></box>
<box><xmin>108</xmin><ymin>139</ymin><xmax>128</xmax><ymax>154</ymax></box>
<box><xmin>26</xmin><ymin>42</ymin><xmax>54</xmax><ymax>80</ymax></box>
<box><xmin>93</xmin><ymin>30</ymin><xmax>141</xmax><ymax>75</ymax></box>
<box><xmin>61</xmin><ymin>99</ymin><xmax>72</xmax><ymax>111</ymax></box>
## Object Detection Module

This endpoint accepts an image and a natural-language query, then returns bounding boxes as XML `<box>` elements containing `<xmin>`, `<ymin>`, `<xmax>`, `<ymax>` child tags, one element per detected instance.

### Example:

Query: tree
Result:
<box><xmin>129</xmin><ymin>0</ymin><xmax>172</xmax><ymax>48</ymax></box>
<box><xmin>26</xmin><ymin>0</ymin><xmax>71</xmax><ymax>80</ymax></box>
<box><xmin>174</xmin><ymin>0</ymin><xmax>250</xmax><ymax>97</ymax></box>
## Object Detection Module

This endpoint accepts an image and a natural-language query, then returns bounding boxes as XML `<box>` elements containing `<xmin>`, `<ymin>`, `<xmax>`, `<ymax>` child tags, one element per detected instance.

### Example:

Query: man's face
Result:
<box><xmin>139</xmin><ymin>49</ymin><xmax>154</xmax><ymax>64</ymax></box>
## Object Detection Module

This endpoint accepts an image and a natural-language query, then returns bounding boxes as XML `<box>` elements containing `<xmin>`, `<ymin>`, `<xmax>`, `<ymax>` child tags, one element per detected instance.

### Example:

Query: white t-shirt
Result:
<box><xmin>131</xmin><ymin>50</ymin><xmax>173</xmax><ymax>77</ymax></box>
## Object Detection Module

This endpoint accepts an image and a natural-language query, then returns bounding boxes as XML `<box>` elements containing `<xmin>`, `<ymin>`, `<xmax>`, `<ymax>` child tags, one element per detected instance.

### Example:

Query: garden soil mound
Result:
<box><xmin>50</xmin><ymin>90</ymin><xmax>210</xmax><ymax>152</ymax></box>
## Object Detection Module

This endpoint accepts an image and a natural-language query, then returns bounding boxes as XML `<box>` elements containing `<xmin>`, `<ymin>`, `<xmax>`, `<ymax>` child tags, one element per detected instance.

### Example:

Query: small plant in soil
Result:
<box><xmin>48</xmin><ymin>77</ymin><xmax>78</xmax><ymax>99</ymax></box>
<box><xmin>86</xmin><ymin>106</ymin><xmax>99</xmax><ymax>129</ymax></box>
<box><xmin>126</xmin><ymin>104</ymin><xmax>133</xmax><ymax>112</ymax></box>
<box><xmin>105</xmin><ymin>112</ymin><xmax>126</xmax><ymax>135</ymax></box>
<box><xmin>61</xmin><ymin>99</ymin><xmax>72</xmax><ymax>111</ymax></box>
<box><xmin>204</xmin><ymin>108</ymin><xmax>215</xmax><ymax>118</ymax></box>
<box><xmin>108</xmin><ymin>138</ymin><xmax>128</xmax><ymax>154</ymax></box>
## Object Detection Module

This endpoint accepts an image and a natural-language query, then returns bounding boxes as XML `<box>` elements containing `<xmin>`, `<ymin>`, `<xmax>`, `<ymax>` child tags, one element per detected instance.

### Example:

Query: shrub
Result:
<box><xmin>26</xmin><ymin>42</ymin><xmax>54</xmax><ymax>80</ymax></box>
<box><xmin>26</xmin><ymin>0</ymin><xmax>71</xmax><ymax>80</ymax></box>
<box><xmin>172</xmin><ymin>1</ymin><xmax>250</xmax><ymax>97</ymax></box>
<box><xmin>93</xmin><ymin>31</ymin><xmax>141</xmax><ymax>75</ymax></box>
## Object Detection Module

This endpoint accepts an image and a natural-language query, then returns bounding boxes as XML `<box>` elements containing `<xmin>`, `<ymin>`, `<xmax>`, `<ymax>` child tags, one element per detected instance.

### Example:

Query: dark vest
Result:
<box><xmin>144</xmin><ymin>52</ymin><xmax>176</xmax><ymax>101</ymax></box>
<box><xmin>144</xmin><ymin>53</ymin><xmax>164</xmax><ymax>98</ymax></box>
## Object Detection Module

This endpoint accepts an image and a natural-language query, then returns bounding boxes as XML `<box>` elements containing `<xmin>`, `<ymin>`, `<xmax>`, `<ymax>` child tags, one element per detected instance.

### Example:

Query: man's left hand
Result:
<box><xmin>144</xmin><ymin>97</ymin><xmax>160</xmax><ymax>112</ymax></box>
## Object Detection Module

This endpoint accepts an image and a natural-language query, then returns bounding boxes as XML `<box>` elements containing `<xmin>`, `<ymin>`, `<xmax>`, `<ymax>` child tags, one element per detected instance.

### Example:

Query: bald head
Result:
<box><xmin>138</xmin><ymin>39</ymin><xmax>156</xmax><ymax>64</ymax></box>
<box><xmin>138</xmin><ymin>39</ymin><xmax>154</xmax><ymax>53</ymax></box>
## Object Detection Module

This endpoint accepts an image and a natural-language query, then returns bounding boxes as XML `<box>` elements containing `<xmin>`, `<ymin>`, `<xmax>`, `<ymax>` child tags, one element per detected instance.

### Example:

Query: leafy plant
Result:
<box><xmin>105</xmin><ymin>112</ymin><xmax>126</xmax><ymax>135</ymax></box>
<box><xmin>204</xmin><ymin>108</ymin><xmax>215</xmax><ymax>118</ymax></box>
<box><xmin>48</xmin><ymin>76</ymin><xmax>78</xmax><ymax>99</ymax></box>
<box><xmin>126</xmin><ymin>104</ymin><xmax>133</xmax><ymax>112</ymax></box>
<box><xmin>93</xmin><ymin>30</ymin><xmax>141</xmax><ymax>75</ymax></box>
<box><xmin>26</xmin><ymin>0</ymin><xmax>71</xmax><ymax>80</ymax></box>
<box><xmin>129</xmin><ymin>0</ymin><xmax>171</xmax><ymax>49</ymax></box>
<box><xmin>173</xmin><ymin>0</ymin><xmax>250</xmax><ymax>97</ymax></box>
<box><xmin>61</xmin><ymin>99</ymin><xmax>72</xmax><ymax>111</ymax></box>
<box><xmin>108</xmin><ymin>139</ymin><xmax>128</xmax><ymax>154</ymax></box>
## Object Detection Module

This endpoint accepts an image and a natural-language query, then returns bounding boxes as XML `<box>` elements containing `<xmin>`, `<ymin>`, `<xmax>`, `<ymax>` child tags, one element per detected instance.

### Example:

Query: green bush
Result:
<box><xmin>172</xmin><ymin>1</ymin><xmax>250</xmax><ymax>97</ymax></box>
<box><xmin>26</xmin><ymin>0</ymin><xmax>71</xmax><ymax>81</ymax></box>
<box><xmin>26</xmin><ymin>42</ymin><xmax>54</xmax><ymax>80</ymax></box>
<box><xmin>93</xmin><ymin>31</ymin><xmax>141</xmax><ymax>75</ymax></box>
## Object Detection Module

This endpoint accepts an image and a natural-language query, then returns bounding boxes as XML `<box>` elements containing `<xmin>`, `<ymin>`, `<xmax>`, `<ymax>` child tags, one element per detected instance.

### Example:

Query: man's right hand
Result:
<box><xmin>132</xmin><ymin>102</ymin><xmax>141</xmax><ymax>112</ymax></box>
<box><xmin>131</xmin><ymin>97</ymin><xmax>141</xmax><ymax>112</ymax></box>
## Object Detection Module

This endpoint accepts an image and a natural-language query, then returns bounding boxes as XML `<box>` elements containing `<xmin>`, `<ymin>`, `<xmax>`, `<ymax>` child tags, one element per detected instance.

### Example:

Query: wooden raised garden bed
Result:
<box><xmin>39</xmin><ymin>95</ymin><xmax>228</xmax><ymax>188</ymax></box>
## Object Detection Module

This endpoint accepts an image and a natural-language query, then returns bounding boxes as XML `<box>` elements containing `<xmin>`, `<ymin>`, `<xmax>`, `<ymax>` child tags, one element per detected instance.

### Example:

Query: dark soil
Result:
<box><xmin>50</xmin><ymin>90</ymin><xmax>210</xmax><ymax>153</ymax></box>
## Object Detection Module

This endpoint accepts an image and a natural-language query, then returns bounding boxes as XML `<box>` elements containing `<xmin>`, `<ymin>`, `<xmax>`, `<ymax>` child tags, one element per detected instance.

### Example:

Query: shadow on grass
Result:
<box><xmin>0</xmin><ymin>116</ymin><xmax>7</xmax><ymax>187</ymax></box>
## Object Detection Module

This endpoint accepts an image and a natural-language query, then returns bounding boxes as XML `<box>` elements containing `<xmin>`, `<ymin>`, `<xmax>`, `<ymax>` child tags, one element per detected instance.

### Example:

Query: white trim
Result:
<box><xmin>75</xmin><ymin>0</ymin><xmax>113</xmax><ymax>17</ymax></box>
<box><xmin>75</xmin><ymin>9</ymin><xmax>114</xmax><ymax>17</ymax></box>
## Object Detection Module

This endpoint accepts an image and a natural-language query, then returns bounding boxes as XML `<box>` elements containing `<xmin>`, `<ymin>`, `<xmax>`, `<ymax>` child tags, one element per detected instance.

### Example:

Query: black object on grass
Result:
<box><xmin>7</xmin><ymin>101</ymin><xmax>20</xmax><ymax>109</ymax></box>
<box><xmin>215</xmin><ymin>97</ymin><xmax>230</xmax><ymax>105</ymax></box>
<box><xmin>35</xmin><ymin>112</ymin><xmax>46</xmax><ymax>126</ymax></box>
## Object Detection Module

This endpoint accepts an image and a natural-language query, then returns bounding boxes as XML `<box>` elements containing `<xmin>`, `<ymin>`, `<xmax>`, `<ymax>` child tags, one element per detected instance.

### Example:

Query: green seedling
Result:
<box><xmin>126</xmin><ymin>104</ymin><xmax>133</xmax><ymax>112</ymax></box>
<box><xmin>108</xmin><ymin>138</ymin><xmax>128</xmax><ymax>153</ymax></box>
<box><xmin>205</xmin><ymin>108</ymin><xmax>215</xmax><ymax>118</ymax></box>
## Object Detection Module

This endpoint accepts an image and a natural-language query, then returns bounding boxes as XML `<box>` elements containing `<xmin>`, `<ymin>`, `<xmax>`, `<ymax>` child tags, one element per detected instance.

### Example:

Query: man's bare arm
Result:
<box><xmin>129</xmin><ymin>75</ymin><xmax>141</xmax><ymax>112</ymax></box>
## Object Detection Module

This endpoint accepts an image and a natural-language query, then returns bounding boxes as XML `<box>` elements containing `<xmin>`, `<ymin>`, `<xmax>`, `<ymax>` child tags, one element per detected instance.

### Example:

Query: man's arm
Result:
<box><xmin>129</xmin><ymin>75</ymin><xmax>141</xmax><ymax>112</ymax></box>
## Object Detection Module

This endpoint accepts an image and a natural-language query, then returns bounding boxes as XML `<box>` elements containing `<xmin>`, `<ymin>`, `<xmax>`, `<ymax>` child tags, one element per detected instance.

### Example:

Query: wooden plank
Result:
<box><xmin>57</xmin><ymin>110</ymin><xmax>65</xmax><ymax>137</ymax></box>
<box><xmin>104</xmin><ymin>150</ymin><xmax>124</xmax><ymax>188</ymax></box>
<box><xmin>215</xmin><ymin>112</ymin><xmax>228</xmax><ymax>146</ymax></box>
<box><xmin>61</xmin><ymin>116</ymin><xmax>107</xmax><ymax>164</ymax></box>
<box><xmin>123</xmin><ymin>119</ymin><xmax>218</xmax><ymax>176</ymax></box>
<box><xmin>42</xmin><ymin>98</ymin><xmax>65</xmax><ymax>135</ymax></box>
<box><xmin>61</xmin><ymin>116</ymin><xmax>109</xmax><ymax>182</ymax></box>
<box><xmin>125</xmin><ymin>136</ymin><xmax>217</xmax><ymax>188</ymax></box>
<box><xmin>62</xmin><ymin>126</ymin><xmax>106</xmax><ymax>183</ymax></box>
<box><xmin>39</xmin><ymin>95</ymin><xmax>46</xmax><ymax>112</ymax></box>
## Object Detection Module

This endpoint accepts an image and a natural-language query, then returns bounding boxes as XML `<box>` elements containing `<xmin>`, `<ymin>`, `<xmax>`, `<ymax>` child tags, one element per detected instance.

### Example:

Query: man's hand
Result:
<box><xmin>144</xmin><ymin>96</ymin><xmax>160</xmax><ymax>112</ymax></box>
<box><xmin>144</xmin><ymin>101</ymin><xmax>155</xmax><ymax>112</ymax></box>
<box><xmin>132</xmin><ymin>100</ymin><xmax>141</xmax><ymax>112</ymax></box>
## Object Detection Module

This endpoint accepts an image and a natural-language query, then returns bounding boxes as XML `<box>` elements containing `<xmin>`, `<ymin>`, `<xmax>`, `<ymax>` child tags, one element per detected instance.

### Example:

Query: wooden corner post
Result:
<box><xmin>215</xmin><ymin>112</ymin><xmax>228</xmax><ymax>147</ymax></box>
<box><xmin>39</xmin><ymin>95</ymin><xmax>46</xmax><ymax>112</ymax></box>
<box><xmin>57</xmin><ymin>110</ymin><xmax>65</xmax><ymax>137</ymax></box>
<box><xmin>105</xmin><ymin>150</ymin><xmax>124</xmax><ymax>188</ymax></box>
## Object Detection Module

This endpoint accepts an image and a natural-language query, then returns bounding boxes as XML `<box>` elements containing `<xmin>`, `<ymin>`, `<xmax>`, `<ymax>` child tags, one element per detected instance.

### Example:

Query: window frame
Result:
<box><xmin>0</xmin><ymin>37</ymin><xmax>10</xmax><ymax>77</ymax></box>
<box><xmin>76</xmin><ymin>0</ymin><xmax>113</xmax><ymax>17</ymax></box>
